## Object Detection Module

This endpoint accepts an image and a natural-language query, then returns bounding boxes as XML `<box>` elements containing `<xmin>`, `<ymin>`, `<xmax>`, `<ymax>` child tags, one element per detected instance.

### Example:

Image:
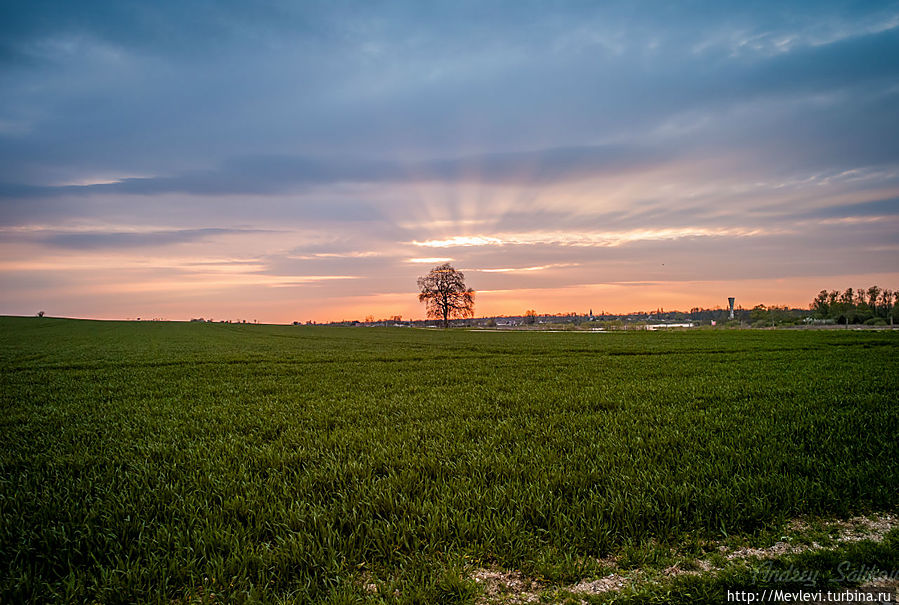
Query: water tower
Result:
<box><xmin>728</xmin><ymin>297</ymin><xmax>735</xmax><ymax>320</ymax></box>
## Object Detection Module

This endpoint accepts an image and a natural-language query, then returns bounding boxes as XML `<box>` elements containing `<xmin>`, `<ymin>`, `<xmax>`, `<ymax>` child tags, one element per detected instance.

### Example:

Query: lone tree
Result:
<box><xmin>418</xmin><ymin>263</ymin><xmax>475</xmax><ymax>328</ymax></box>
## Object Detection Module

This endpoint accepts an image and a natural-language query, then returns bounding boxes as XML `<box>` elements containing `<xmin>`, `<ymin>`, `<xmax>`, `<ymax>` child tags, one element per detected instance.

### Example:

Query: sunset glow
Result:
<box><xmin>1</xmin><ymin>3</ymin><xmax>898</xmax><ymax>322</ymax></box>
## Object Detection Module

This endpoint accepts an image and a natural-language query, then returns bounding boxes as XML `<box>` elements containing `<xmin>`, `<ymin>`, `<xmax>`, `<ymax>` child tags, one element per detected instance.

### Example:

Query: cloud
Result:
<box><xmin>0</xmin><ymin>191</ymin><xmax>386</xmax><ymax>227</ymax></box>
<box><xmin>0</xmin><ymin>144</ymin><xmax>666</xmax><ymax>198</ymax></box>
<box><xmin>407</xmin><ymin>257</ymin><xmax>453</xmax><ymax>264</ymax></box>
<box><xmin>31</xmin><ymin>228</ymin><xmax>267</xmax><ymax>249</ymax></box>
<box><xmin>476</xmin><ymin>263</ymin><xmax>579</xmax><ymax>273</ymax></box>
<box><xmin>289</xmin><ymin>251</ymin><xmax>382</xmax><ymax>260</ymax></box>
<box><xmin>2</xmin><ymin>2</ymin><xmax>899</xmax><ymax>321</ymax></box>
<box><xmin>411</xmin><ymin>227</ymin><xmax>774</xmax><ymax>248</ymax></box>
<box><xmin>799</xmin><ymin>196</ymin><xmax>899</xmax><ymax>220</ymax></box>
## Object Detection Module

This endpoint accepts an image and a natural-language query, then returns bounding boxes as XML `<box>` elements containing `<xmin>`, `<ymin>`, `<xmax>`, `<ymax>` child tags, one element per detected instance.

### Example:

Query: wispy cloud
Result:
<box><xmin>476</xmin><ymin>263</ymin><xmax>579</xmax><ymax>273</ymax></box>
<box><xmin>412</xmin><ymin>227</ymin><xmax>774</xmax><ymax>248</ymax></box>
<box><xmin>287</xmin><ymin>251</ymin><xmax>382</xmax><ymax>260</ymax></box>
<box><xmin>86</xmin><ymin>274</ymin><xmax>358</xmax><ymax>294</ymax></box>
<box><xmin>35</xmin><ymin>228</ymin><xmax>269</xmax><ymax>249</ymax></box>
<box><xmin>800</xmin><ymin>196</ymin><xmax>899</xmax><ymax>220</ymax></box>
<box><xmin>0</xmin><ymin>145</ymin><xmax>666</xmax><ymax>198</ymax></box>
<box><xmin>407</xmin><ymin>257</ymin><xmax>453</xmax><ymax>263</ymax></box>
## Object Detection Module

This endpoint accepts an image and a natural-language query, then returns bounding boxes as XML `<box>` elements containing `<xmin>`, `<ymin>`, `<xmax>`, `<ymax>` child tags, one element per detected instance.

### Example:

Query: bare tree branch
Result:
<box><xmin>417</xmin><ymin>263</ymin><xmax>475</xmax><ymax>328</ymax></box>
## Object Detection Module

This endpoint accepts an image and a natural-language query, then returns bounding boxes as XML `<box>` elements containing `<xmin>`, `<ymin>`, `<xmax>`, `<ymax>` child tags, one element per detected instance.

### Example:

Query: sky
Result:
<box><xmin>1</xmin><ymin>1</ymin><xmax>898</xmax><ymax>323</ymax></box>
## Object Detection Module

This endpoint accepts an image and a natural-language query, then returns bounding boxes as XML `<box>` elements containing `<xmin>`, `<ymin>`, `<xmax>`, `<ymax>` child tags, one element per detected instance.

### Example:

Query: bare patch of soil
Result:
<box><xmin>568</xmin><ymin>573</ymin><xmax>630</xmax><ymax>594</ymax></box>
<box><xmin>472</xmin><ymin>568</ymin><xmax>542</xmax><ymax>604</ymax></box>
<box><xmin>472</xmin><ymin>513</ymin><xmax>898</xmax><ymax>603</ymax></box>
<box><xmin>725</xmin><ymin>513</ymin><xmax>897</xmax><ymax>561</ymax></box>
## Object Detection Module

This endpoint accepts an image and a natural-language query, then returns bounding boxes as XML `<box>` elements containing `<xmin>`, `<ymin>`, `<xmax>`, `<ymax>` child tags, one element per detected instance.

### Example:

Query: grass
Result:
<box><xmin>576</xmin><ymin>528</ymin><xmax>899</xmax><ymax>604</ymax></box>
<box><xmin>1</xmin><ymin>317</ymin><xmax>897</xmax><ymax>603</ymax></box>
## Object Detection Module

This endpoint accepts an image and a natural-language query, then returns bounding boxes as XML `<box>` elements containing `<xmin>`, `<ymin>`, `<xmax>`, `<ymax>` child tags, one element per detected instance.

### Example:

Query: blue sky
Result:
<box><xmin>1</xmin><ymin>1</ymin><xmax>897</xmax><ymax>321</ymax></box>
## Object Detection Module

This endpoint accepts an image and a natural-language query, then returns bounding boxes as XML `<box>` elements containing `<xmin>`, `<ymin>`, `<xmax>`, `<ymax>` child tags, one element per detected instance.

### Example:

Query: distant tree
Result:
<box><xmin>826</xmin><ymin>290</ymin><xmax>840</xmax><ymax>312</ymax></box>
<box><xmin>36</xmin><ymin>311</ymin><xmax>45</xmax><ymax>318</ymax></box>
<box><xmin>865</xmin><ymin>285</ymin><xmax>881</xmax><ymax>316</ymax></box>
<box><xmin>811</xmin><ymin>290</ymin><xmax>829</xmax><ymax>318</ymax></box>
<box><xmin>805</xmin><ymin>285</ymin><xmax>898</xmax><ymax>324</ymax></box>
<box><xmin>879</xmin><ymin>289</ymin><xmax>894</xmax><ymax>320</ymax></box>
<box><xmin>524</xmin><ymin>309</ymin><xmax>537</xmax><ymax>324</ymax></box>
<box><xmin>750</xmin><ymin>304</ymin><xmax>769</xmax><ymax>325</ymax></box>
<box><xmin>364</xmin><ymin>315</ymin><xmax>375</xmax><ymax>324</ymax></box>
<box><xmin>417</xmin><ymin>263</ymin><xmax>475</xmax><ymax>328</ymax></box>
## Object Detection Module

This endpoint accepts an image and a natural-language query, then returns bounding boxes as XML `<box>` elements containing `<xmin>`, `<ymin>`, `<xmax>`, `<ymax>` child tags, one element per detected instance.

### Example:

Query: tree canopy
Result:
<box><xmin>417</xmin><ymin>263</ymin><xmax>475</xmax><ymax>328</ymax></box>
<box><xmin>810</xmin><ymin>286</ymin><xmax>896</xmax><ymax>325</ymax></box>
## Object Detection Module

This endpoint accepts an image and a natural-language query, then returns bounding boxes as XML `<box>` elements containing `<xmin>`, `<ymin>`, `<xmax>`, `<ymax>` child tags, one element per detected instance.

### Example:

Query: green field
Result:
<box><xmin>1</xmin><ymin>317</ymin><xmax>897</xmax><ymax>603</ymax></box>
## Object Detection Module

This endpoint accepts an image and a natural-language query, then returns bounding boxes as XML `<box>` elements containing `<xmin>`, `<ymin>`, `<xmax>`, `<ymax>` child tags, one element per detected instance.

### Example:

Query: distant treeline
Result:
<box><xmin>313</xmin><ymin>286</ymin><xmax>897</xmax><ymax>328</ymax></box>
<box><xmin>809</xmin><ymin>285</ymin><xmax>897</xmax><ymax>325</ymax></box>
